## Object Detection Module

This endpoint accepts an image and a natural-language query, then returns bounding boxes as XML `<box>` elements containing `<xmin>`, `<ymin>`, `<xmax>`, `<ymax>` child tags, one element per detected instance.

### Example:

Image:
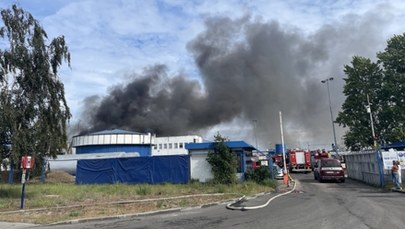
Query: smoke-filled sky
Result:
<box><xmin>1</xmin><ymin>0</ymin><xmax>405</xmax><ymax>150</ymax></box>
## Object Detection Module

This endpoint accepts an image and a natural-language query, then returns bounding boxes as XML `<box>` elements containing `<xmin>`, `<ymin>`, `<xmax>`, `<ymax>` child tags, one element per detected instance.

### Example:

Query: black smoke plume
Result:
<box><xmin>77</xmin><ymin>13</ymin><xmax>388</xmax><ymax>148</ymax></box>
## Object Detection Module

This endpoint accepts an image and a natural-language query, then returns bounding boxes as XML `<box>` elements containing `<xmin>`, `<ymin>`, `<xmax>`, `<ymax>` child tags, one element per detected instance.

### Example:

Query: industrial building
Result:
<box><xmin>48</xmin><ymin>129</ymin><xmax>260</xmax><ymax>184</ymax></box>
<box><xmin>49</xmin><ymin>129</ymin><xmax>154</xmax><ymax>175</ymax></box>
<box><xmin>185</xmin><ymin>141</ymin><xmax>257</xmax><ymax>182</ymax></box>
<box><xmin>71</xmin><ymin>129</ymin><xmax>154</xmax><ymax>156</ymax></box>
<box><xmin>152</xmin><ymin>135</ymin><xmax>204</xmax><ymax>156</ymax></box>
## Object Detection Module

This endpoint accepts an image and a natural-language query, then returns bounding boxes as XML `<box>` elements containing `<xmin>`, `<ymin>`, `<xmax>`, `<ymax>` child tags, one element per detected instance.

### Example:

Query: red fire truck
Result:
<box><xmin>289</xmin><ymin>149</ymin><xmax>311</xmax><ymax>173</ymax></box>
<box><xmin>311</xmin><ymin>149</ymin><xmax>330</xmax><ymax>170</ymax></box>
<box><xmin>251</xmin><ymin>153</ymin><xmax>269</xmax><ymax>170</ymax></box>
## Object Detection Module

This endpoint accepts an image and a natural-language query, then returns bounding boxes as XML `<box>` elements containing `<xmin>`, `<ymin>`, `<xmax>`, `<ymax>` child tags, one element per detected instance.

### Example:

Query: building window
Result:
<box><xmin>159</xmin><ymin>144</ymin><xmax>162</xmax><ymax>149</ymax></box>
<box><xmin>179</xmin><ymin>143</ymin><xmax>183</xmax><ymax>148</ymax></box>
<box><xmin>174</xmin><ymin>143</ymin><xmax>178</xmax><ymax>149</ymax></box>
<box><xmin>153</xmin><ymin>145</ymin><xmax>157</xmax><ymax>149</ymax></box>
<box><xmin>164</xmin><ymin>144</ymin><xmax>167</xmax><ymax>149</ymax></box>
<box><xmin>169</xmin><ymin>143</ymin><xmax>172</xmax><ymax>149</ymax></box>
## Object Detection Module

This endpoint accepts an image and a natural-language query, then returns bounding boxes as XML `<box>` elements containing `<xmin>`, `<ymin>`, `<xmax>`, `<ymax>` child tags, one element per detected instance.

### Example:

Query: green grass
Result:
<box><xmin>0</xmin><ymin>180</ymin><xmax>277</xmax><ymax>210</ymax></box>
<box><xmin>0</xmin><ymin>180</ymin><xmax>278</xmax><ymax>224</ymax></box>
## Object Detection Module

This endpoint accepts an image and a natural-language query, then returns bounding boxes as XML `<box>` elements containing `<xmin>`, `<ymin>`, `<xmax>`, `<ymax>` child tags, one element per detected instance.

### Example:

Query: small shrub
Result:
<box><xmin>136</xmin><ymin>185</ymin><xmax>151</xmax><ymax>195</ymax></box>
<box><xmin>68</xmin><ymin>211</ymin><xmax>80</xmax><ymax>217</ymax></box>
<box><xmin>245</xmin><ymin>166</ymin><xmax>271</xmax><ymax>184</ymax></box>
<box><xmin>206</xmin><ymin>133</ymin><xmax>238</xmax><ymax>185</ymax></box>
<box><xmin>156</xmin><ymin>200</ymin><xmax>165</xmax><ymax>208</ymax></box>
<box><xmin>261</xmin><ymin>178</ymin><xmax>277</xmax><ymax>188</ymax></box>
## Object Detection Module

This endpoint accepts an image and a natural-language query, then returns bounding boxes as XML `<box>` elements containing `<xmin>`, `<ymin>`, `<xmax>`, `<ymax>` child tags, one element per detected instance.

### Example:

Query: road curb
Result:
<box><xmin>46</xmin><ymin>198</ymin><xmax>238</xmax><ymax>226</ymax></box>
<box><xmin>391</xmin><ymin>188</ymin><xmax>405</xmax><ymax>193</ymax></box>
<box><xmin>1</xmin><ymin>189</ymin><xmax>278</xmax><ymax>227</ymax></box>
<box><xmin>47</xmin><ymin>208</ymin><xmax>183</xmax><ymax>226</ymax></box>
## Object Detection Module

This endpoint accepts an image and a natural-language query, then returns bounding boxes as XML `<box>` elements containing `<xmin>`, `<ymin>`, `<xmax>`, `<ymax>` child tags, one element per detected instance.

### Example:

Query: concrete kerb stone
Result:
<box><xmin>1</xmin><ymin>184</ymin><xmax>284</xmax><ymax>227</ymax></box>
<box><xmin>0</xmin><ymin>222</ymin><xmax>37</xmax><ymax>229</ymax></box>
<box><xmin>46</xmin><ymin>197</ymin><xmax>239</xmax><ymax>226</ymax></box>
<box><xmin>0</xmin><ymin>191</ymin><xmax>284</xmax><ymax>229</ymax></box>
<box><xmin>46</xmin><ymin>189</ymin><xmax>284</xmax><ymax>226</ymax></box>
<box><xmin>391</xmin><ymin>188</ymin><xmax>405</xmax><ymax>193</ymax></box>
<box><xmin>0</xmin><ymin>193</ymin><xmax>240</xmax><ymax>227</ymax></box>
<box><xmin>47</xmin><ymin>208</ymin><xmax>183</xmax><ymax>226</ymax></box>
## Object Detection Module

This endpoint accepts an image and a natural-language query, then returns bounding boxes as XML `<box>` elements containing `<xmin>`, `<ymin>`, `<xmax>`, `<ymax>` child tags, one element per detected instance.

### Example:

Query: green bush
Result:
<box><xmin>261</xmin><ymin>178</ymin><xmax>277</xmax><ymax>188</ymax></box>
<box><xmin>206</xmin><ymin>133</ymin><xmax>238</xmax><ymax>185</ymax></box>
<box><xmin>245</xmin><ymin>166</ymin><xmax>271</xmax><ymax>184</ymax></box>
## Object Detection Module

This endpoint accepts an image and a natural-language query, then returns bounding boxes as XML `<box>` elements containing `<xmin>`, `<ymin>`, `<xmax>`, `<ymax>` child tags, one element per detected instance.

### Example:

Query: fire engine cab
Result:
<box><xmin>289</xmin><ymin>149</ymin><xmax>312</xmax><ymax>173</ymax></box>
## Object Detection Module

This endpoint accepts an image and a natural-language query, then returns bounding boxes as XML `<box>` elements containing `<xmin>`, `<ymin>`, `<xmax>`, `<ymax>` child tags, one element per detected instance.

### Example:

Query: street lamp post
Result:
<box><xmin>321</xmin><ymin>77</ymin><xmax>338</xmax><ymax>153</ymax></box>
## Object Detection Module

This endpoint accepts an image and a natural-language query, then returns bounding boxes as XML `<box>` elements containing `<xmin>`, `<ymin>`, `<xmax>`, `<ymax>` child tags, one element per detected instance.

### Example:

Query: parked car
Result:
<box><xmin>274</xmin><ymin>164</ymin><xmax>284</xmax><ymax>180</ymax></box>
<box><xmin>313</xmin><ymin>158</ymin><xmax>345</xmax><ymax>183</ymax></box>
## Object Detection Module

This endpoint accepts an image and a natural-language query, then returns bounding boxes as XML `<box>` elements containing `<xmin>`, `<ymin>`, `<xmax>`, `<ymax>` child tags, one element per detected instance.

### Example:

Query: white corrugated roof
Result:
<box><xmin>89</xmin><ymin>129</ymin><xmax>144</xmax><ymax>135</ymax></box>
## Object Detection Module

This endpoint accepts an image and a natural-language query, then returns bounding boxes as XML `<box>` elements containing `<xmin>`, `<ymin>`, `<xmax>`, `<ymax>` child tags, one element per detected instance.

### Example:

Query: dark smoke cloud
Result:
<box><xmin>187</xmin><ymin>16</ymin><xmax>330</xmax><ymax>146</ymax></box>
<box><xmin>77</xmin><ymin>11</ymin><xmax>391</xmax><ymax>149</ymax></box>
<box><xmin>79</xmin><ymin>65</ymin><xmax>208</xmax><ymax>135</ymax></box>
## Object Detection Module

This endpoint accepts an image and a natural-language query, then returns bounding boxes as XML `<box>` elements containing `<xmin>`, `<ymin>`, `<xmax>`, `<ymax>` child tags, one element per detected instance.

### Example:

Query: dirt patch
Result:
<box><xmin>0</xmin><ymin>194</ymin><xmax>237</xmax><ymax>224</ymax></box>
<box><xmin>30</xmin><ymin>171</ymin><xmax>75</xmax><ymax>184</ymax></box>
<box><xmin>46</xmin><ymin>171</ymin><xmax>75</xmax><ymax>183</ymax></box>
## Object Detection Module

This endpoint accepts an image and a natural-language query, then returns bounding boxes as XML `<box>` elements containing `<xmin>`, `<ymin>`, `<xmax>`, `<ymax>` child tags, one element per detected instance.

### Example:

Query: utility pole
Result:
<box><xmin>279</xmin><ymin>111</ymin><xmax>289</xmax><ymax>186</ymax></box>
<box><xmin>366</xmin><ymin>94</ymin><xmax>377</xmax><ymax>148</ymax></box>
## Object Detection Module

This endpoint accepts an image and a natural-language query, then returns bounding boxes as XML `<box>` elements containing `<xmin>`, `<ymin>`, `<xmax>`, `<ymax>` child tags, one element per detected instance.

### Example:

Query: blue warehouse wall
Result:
<box><xmin>76</xmin><ymin>155</ymin><xmax>190</xmax><ymax>184</ymax></box>
<box><xmin>75</xmin><ymin>144</ymin><xmax>151</xmax><ymax>156</ymax></box>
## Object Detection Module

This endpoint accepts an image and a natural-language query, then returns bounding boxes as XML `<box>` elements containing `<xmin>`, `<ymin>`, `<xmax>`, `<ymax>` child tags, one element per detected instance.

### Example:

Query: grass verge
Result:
<box><xmin>0</xmin><ymin>179</ymin><xmax>276</xmax><ymax>224</ymax></box>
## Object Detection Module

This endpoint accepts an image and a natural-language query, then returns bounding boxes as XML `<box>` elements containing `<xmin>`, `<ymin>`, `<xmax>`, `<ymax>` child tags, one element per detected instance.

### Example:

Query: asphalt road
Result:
<box><xmin>21</xmin><ymin>173</ymin><xmax>405</xmax><ymax>229</ymax></box>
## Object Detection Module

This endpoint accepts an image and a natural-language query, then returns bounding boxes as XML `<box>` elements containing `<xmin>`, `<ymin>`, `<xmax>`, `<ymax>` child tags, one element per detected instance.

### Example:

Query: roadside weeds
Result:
<box><xmin>0</xmin><ymin>193</ymin><xmax>240</xmax><ymax>224</ymax></box>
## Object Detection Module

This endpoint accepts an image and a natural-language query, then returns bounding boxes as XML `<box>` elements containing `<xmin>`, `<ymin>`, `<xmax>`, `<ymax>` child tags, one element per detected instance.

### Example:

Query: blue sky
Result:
<box><xmin>1</xmin><ymin>0</ymin><xmax>405</xmax><ymax>149</ymax></box>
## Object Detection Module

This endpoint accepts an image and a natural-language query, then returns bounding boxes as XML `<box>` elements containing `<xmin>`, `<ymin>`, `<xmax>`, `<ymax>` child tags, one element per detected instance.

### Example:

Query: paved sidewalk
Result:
<box><xmin>0</xmin><ymin>221</ymin><xmax>36</xmax><ymax>229</ymax></box>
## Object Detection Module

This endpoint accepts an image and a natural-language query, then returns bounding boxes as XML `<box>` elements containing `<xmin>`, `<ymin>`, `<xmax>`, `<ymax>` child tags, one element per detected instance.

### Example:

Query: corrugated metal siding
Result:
<box><xmin>72</xmin><ymin>132</ymin><xmax>153</xmax><ymax>147</ymax></box>
<box><xmin>76</xmin><ymin>145</ymin><xmax>151</xmax><ymax>156</ymax></box>
<box><xmin>345</xmin><ymin>150</ymin><xmax>382</xmax><ymax>187</ymax></box>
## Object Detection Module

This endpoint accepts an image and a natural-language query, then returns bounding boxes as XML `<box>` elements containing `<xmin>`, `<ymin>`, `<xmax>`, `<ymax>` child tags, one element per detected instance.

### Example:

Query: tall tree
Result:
<box><xmin>337</xmin><ymin>34</ymin><xmax>405</xmax><ymax>150</ymax></box>
<box><xmin>376</xmin><ymin>34</ymin><xmax>405</xmax><ymax>142</ymax></box>
<box><xmin>0</xmin><ymin>5</ymin><xmax>71</xmax><ymax>166</ymax></box>
<box><xmin>336</xmin><ymin>56</ymin><xmax>383</xmax><ymax>150</ymax></box>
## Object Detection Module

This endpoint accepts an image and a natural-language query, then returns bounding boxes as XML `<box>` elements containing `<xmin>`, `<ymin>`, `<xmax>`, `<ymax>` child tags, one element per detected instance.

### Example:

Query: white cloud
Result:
<box><xmin>1</xmin><ymin>0</ymin><xmax>405</xmax><ymax>147</ymax></box>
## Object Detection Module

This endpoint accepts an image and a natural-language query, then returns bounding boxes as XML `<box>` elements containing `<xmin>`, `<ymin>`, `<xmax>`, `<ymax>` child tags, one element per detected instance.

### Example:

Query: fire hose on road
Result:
<box><xmin>226</xmin><ymin>176</ymin><xmax>297</xmax><ymax>210</ymax></box>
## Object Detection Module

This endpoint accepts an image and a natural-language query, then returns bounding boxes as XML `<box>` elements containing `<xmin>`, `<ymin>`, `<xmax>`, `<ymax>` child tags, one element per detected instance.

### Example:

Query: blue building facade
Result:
<box><xmin>185</xmin><ymin>141</ymin><xmax>257</xmax><ymax>182</ymax></box>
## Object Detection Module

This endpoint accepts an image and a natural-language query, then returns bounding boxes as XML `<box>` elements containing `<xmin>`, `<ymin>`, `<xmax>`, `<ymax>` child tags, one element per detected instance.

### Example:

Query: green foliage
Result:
<box><xmin>244</xmin><ymin>166</ymin><xmax>270</xmax><ymax>184</ymax></box>
<box><xmin>337</xmin><ymin>34</ymin><xmax>405</xmax><ymax>150</ymax></box>
<box><xmin>68</xmin><ymin>211</ymin><xmax>80</xmax><ymax>218</ymax></box>
<box><xmin>376</xmin><ymin>34</ymin><xmax>405</xmax><ymax>142</ymax></box>
<box><xmin>206</xmin><ymin>133</ymin><xmax>238</xmax><ymax>184</ymax></box>
<box><xmin>0</xmin><ymin>5</ymin><xmax>71</xmax><ymax>168</ymax></box>
<box><xmin>0</xmin><ymin>181</ymin><xmax>274</xmax><ymax>224</ymax></box>
<box><xmin>136</xmin><ymin>185</ymin><xmax>152</xmax><ymax>195</ymax></box>
<box><xmin>260</xmin><ymin>178</ymin><xmax>277</xmax><ymax>187</ymax></box>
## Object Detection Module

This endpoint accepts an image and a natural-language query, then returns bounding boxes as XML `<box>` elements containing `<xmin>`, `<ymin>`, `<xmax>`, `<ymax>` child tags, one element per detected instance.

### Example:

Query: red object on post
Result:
<box><xmin>21</xmin><ymin>155</ymin><xmax>34</xmax><ymax>169</ymax></box>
